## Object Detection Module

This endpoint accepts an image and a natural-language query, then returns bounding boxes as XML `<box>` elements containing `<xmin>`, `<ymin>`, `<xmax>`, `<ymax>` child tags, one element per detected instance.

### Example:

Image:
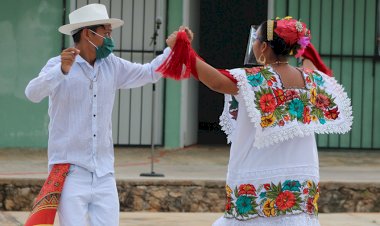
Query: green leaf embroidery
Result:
<box><xmin>300</xmin><ymin>92</ymin><xmax>309</xmax><ymax>106</ymax></box>
<box><xmin>260</xmin><ymin>68</ymin><xmax>273</xmax><ymax>80</ymax></box>
<box><xmin>273</xmin><ymin>107</ymin><xmax>286</xmax><ymax>121</ymax></box>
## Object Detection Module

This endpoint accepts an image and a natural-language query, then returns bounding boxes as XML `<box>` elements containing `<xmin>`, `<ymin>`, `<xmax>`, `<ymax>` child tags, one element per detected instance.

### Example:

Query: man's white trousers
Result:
<box><xmin>58</xmin><ymin>165</ymin><xmax>119</xmax><ymax>226</ymax></box>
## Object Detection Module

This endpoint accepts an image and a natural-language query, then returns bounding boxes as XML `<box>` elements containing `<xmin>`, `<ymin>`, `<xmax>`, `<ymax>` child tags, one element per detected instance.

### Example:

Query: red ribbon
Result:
<box><xmin>302</xmin><ymin>43</ymin><xmax>333</xmax><ymax>76</ymax></box>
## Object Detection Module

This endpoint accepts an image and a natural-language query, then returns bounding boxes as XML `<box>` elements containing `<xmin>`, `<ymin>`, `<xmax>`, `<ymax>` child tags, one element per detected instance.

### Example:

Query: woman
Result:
<box><xmin>165</xmin><ymin>17</ymin><xmax>352</xmax><ymax>226</ymax></box>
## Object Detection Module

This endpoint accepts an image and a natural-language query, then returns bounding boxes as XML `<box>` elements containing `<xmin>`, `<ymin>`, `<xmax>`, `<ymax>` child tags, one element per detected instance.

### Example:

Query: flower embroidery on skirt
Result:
<box><xmin>224</xmin><ymin>179</ymin><xmax>319</xmax><ymax>221</ymax></box>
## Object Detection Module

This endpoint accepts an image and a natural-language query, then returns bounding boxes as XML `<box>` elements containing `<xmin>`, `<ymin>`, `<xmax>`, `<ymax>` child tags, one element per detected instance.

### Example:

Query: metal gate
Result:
<box><xmin>68</xmin><ymin>0</ymin><xmax>167</xmax><ymax>145</ymax></box>
<box><xmin>273</xmin><ymin>0</ymin><xmax>380</xmax><ymax>149</ymax></box>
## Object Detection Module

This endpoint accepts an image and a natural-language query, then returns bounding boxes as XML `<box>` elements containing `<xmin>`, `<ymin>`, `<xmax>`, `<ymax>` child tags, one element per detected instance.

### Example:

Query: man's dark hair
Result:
<box><xmin>72</xmin><ymin>24</ymin><xmax>105</xmax><ymax>43</ymax></box>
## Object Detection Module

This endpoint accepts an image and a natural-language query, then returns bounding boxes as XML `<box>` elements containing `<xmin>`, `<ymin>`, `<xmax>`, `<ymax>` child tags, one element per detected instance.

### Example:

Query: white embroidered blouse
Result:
<box><xmin>220</xmin><ymin>66</ymin><xmax>353</xmax><ymax>148</ymax></box>
<box><xmin>213</xmin><ymin>66</ymin><xmax>352</xmax><ymax>226</ymax></box>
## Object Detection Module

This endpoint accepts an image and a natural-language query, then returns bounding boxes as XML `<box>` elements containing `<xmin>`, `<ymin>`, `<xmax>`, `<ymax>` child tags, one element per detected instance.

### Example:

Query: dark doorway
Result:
<box><xmin>198</xmin><ymin>0</ymin><xmax>268</xmax><ymax>144</ymax></box>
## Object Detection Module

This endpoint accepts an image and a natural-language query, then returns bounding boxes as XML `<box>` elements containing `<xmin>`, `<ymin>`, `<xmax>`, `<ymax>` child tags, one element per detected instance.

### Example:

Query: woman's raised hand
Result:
<box><xmin>166</xmin><ymin>26</ymin><xmax>194</xmax><ymax>49</ymax></box>
<box><xmin>179</xmin><ymin>26</ymin><xmax>193</xmax><ymax>42</ymax></box>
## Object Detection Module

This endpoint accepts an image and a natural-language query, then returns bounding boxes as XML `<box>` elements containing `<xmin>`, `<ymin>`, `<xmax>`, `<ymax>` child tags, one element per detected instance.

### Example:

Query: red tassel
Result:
<box><xmin>156</xmin><ymin>31</ymin><xmax>199</xmax><ymax>80</ymax></box>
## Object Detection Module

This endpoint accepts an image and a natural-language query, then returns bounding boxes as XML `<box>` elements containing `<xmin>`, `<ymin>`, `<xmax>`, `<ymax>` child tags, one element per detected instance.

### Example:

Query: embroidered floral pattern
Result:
<box><xmin>229</xmin><ymin>96</ymin><xmax>239</xmax><ymax>120</ymax></box>
<box><xmin>219</xmin><ymin>66</ymin><xmax>352</xmax><ymax>148</ymax></box>
<box><xmin>224</xmin><ymin>180</ymin><xmax>319</xmax><ymax>221</ymax></box>
<box><xmin>225</xmin><ymin>184</ymin><xmax>258</xmax><ymax>218</ymax></box>
<box><xmin>247</xmin><ymin>73</ymin><xmax>264</xmax><ymax>87</ymax></box>
<box><xmin>245</xmin><ymin>67</ymin><xmax>340</xmax><ymax>129</ymax></box>
<box><xmin>259</xmin><ymin>93</ymin><xmax>277</xmax><ymax>113</ymax></box>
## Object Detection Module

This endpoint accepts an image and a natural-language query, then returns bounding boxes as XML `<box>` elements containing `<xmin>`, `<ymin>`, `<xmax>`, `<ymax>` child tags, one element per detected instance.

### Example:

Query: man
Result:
<box><xmin>25</xmin><ymin>4</ymin><xmax>171</xmax><ymax>226</ymax></box>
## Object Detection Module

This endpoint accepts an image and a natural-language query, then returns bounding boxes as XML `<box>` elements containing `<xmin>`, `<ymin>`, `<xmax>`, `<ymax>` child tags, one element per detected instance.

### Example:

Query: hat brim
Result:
<box><xmin>58</xmin><ymin>18</ymin><xmax>124</xmax><ymax>35</ymax></box>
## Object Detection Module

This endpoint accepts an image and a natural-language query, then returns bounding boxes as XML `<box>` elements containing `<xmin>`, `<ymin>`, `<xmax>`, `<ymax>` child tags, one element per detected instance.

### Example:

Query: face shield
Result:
<box><xmin>243</xmin><ymin>25</ymin><xmax>260</xmax><ymax>67</ymax></box>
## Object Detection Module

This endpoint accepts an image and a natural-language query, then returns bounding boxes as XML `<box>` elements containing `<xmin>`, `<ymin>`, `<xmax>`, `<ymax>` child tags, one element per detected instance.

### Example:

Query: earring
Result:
<box><xmin>258</xmin><ymin>54</ymin><xmax>266</xmax><ymax>65</ymax></box>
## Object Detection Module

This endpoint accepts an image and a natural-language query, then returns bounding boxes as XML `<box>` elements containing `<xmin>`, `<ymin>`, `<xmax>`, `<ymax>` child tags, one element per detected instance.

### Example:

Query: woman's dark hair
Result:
<box><xmin>257</xmin><ymin>20</ymin><xmax>295</xmax><ymax>57</ymax></box>
<box><xmin>72</xmin><ymin>24</ymin><xmax>105</xmax><ymax>43</ymax></box>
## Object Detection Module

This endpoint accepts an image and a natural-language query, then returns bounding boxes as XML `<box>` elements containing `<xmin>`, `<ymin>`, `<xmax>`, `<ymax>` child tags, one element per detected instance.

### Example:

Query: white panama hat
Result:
<box><xmin>59</xmin><ymin>3</ymin><xmax>124</xmax><ymax>35</ymax></box>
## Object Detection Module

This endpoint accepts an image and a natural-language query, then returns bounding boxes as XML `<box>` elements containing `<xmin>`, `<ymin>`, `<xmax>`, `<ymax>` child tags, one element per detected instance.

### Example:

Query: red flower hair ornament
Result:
<box><xmin>269</xmin><ymin>16</ymin><xmax>311</xmax><ymax>58</ymax></box>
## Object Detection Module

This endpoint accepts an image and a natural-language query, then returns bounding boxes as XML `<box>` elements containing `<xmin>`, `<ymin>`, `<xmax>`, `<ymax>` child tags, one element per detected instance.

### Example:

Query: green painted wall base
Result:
<box><xmin>0</xmin><ymin>0</ymin><xmax>63</xmax><ymax>147</ymax></box>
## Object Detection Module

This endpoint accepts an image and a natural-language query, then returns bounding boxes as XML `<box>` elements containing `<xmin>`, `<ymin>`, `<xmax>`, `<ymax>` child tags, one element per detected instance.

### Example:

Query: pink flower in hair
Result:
<box><xmin>298</xmin><ymin>36</ymin><xmax>310</xmax><ymax>48</ymax></box>
<box><xmin>295</xmin><ymin>36</ymin><xmax>310</xmax><ymax>58</ymax></box>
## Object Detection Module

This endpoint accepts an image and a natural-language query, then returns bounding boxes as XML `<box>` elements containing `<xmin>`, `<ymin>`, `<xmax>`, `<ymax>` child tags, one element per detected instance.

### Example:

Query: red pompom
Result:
<box><xmin>156</xmin><ymin>31</ymin><xmax>199</xmax><ymax>80</ymax></box>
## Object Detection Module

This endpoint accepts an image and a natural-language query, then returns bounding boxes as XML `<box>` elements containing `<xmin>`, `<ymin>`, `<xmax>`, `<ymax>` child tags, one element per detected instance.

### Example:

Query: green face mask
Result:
<box><xmin>88</xmin><ymin>30</ymin><xmax>115</xmax><ymax>59</ymax></box>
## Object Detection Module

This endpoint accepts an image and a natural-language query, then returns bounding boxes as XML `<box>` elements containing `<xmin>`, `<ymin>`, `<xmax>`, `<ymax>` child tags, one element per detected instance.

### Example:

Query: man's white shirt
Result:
<box><xmin>25</xmin><ymin>48</ymin><xmax>171</xmax><ymax>176</ymax></box>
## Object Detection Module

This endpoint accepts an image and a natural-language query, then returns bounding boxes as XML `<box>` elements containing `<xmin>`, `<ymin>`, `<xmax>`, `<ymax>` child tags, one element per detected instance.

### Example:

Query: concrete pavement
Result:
<box><xmin>0</xmin><ymin>145</ymin><xmax>380</xmax><ymax>225</ymax></box>
<box><xmin>0</xmin><ymin>145</ymin><xmax>379</xmax><ymax>182</ymax></box>
<box><xmin>1</xmin><ymin>211</ymin><xmax>380</xmax><ymax>226</ymax></box>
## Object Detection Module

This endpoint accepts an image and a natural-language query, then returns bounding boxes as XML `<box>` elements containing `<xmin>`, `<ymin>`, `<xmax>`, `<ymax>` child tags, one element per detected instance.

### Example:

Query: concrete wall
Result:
<box><xmin>1</xmin><ymin>179</ymin><xmax>379</xmax><ymax>213</ymax></box>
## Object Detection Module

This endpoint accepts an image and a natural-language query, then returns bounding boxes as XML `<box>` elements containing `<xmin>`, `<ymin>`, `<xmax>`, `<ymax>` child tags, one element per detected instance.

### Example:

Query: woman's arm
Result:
<box><xmin>195</xmin><ymin>58</ymin><xmax>238</xmax><ymax>95</ymax></box>
<box><xmin>167</xmin><ymin>27</ymin><xmax>238</xmax><ymax>95</ymax></box>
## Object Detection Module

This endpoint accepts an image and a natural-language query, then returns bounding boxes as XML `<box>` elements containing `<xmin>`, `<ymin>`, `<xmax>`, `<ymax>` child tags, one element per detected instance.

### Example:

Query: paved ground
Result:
<box><xmin>0</xmin><ymin>145</ymin><xmax>379</xmax><ymax>182</ymax></box>
<box><xmin>1</xmin><ymin>211</ymin><xmax>380</xmax><ymax>226</ymax></box>
<box><xmin>0</xmin><ymin>145</ymin><xmax>379</xmax><ymax>225</ymax></box>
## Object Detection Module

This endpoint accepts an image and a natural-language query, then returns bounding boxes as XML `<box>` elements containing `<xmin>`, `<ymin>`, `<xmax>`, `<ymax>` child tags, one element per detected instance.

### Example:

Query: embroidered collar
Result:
<box><xmin>219</xmin><ymin>66</ymin><xmax>353</xmax><ymax>148</ymax></box>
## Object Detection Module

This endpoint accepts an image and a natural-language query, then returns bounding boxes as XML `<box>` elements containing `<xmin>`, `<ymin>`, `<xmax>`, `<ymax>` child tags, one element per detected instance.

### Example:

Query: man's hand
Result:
<box><xmin>61</xmin><ymin>48</ymin><xmax>80</xmax><ymax>74</ymax></box>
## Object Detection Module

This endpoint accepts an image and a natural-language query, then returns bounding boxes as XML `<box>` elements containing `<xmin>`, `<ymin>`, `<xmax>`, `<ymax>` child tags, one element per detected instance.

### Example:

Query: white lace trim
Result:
<box><xmin>212</xmin><ymin>213</ymin><xmax>320</xmax><ymax>226</ymax></box>
<box><xmin>225</xmin><ymin>68</ymin><xmax>353</xmax><ymax>149</ymax></box>
<box><xmin>219</xmin><ymin>94</ymin><xmax>236</xmax><ymax>143</ymax></box>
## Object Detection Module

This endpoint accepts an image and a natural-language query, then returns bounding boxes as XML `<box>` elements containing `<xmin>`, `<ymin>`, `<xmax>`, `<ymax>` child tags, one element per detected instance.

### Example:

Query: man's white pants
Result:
<box><xmin>58</xmin><ymin>165</ymin><xmax>119</xmax><ymax>226</ymax></box>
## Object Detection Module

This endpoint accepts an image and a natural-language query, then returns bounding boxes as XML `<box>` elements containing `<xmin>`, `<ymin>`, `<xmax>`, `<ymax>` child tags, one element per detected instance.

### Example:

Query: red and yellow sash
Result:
<box><xmin>24</xmin><ymin>164</ymin><xmax>70</xmax><ymax>226</ymax></box>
